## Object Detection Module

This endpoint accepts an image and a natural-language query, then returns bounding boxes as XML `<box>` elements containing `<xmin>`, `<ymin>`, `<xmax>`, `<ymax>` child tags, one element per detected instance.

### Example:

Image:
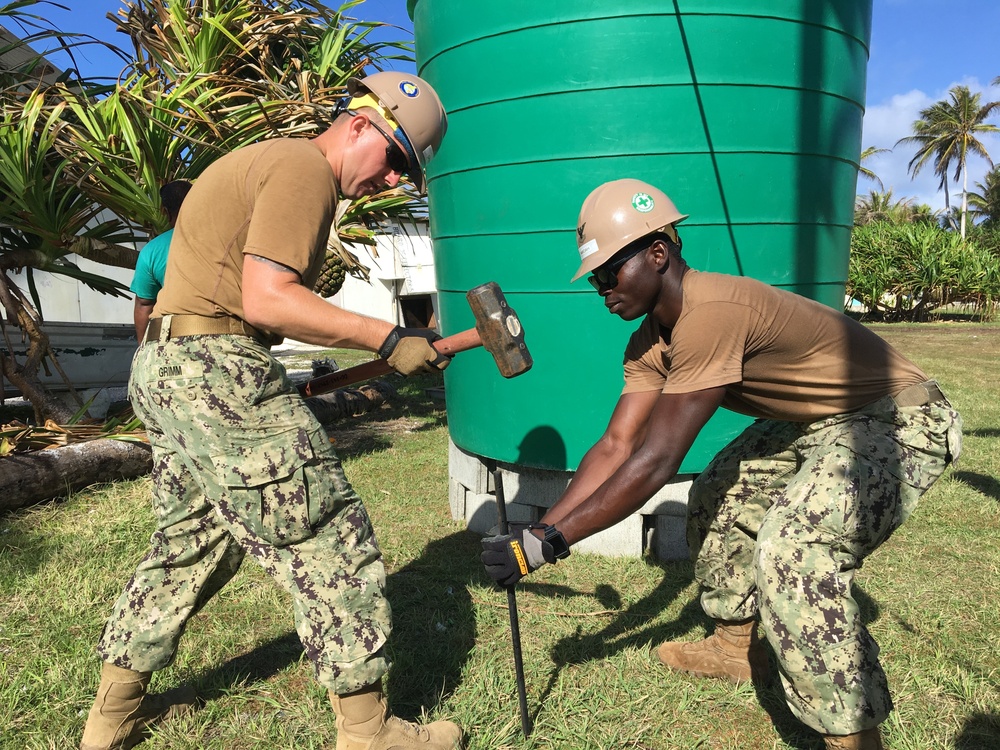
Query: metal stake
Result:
<box><xmin>493</xmin><ymin>467</ymin><xmax>533</xmax><ymax>738</ymax></box>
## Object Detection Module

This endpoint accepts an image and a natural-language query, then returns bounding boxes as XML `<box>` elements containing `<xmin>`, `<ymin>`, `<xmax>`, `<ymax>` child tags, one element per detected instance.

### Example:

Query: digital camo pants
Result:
<box><xmin>687</xmin><ymin>392</ymin><xmax>961</xmax><ymax>735</ymax></box>
<box><xmin>98</xmin><ymin>333</ymin><xmax>391</xmax><ymax>694</ymax></box>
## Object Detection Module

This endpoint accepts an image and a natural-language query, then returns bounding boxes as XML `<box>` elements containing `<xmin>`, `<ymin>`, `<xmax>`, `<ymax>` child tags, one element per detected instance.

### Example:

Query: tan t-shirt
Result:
<box><xmin>622</xmin><ymin>270</ymin><xmax>927</xmax><ymax>421</ymax></box>
<box><xmin>154</xmin><ymin>139</ymin><xmax>337</xmax><ymax>323</ymax></box>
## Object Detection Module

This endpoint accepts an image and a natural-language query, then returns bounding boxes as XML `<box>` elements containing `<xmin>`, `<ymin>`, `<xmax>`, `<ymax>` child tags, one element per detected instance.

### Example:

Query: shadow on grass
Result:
<box><xmin>953</xmin><ymin>471</ymin><xmax>1000</xmax><ymax>501</ymax></box>
<box><xmin>383</xmin><ymin>529</ymin><xmax>483</xmax><ymax>718</ymax></box>
<box><xmin>187</xmin><ymin>631</ymin><xmax>305</xmax><ymax>699</ymax></box>
<box><xmin>954</xmin><ymin>712</ymin><xmax>1000</xmax><ymax>749</ymax></box>
<box><xmin>546</xmin><ymin>559</ymin><xmax>699</xmax><ymax>666</ymax></box>
<box><xmin>963</xmin><ymin>428</ymin><xmax>1000</xmax><ymax>439</ymax></box>
<box><xmin>531</xmin><ymin>558</ymin><xmax>700</xmax><ymax>731</ymax></box>
<box><xmin>182</xmin><ymin>528</ymin><xmax>481</xmax><ymax>720</ymax></box>
<box><xmin>529</xmin><ymin>566</ymin><xmax>886</xmax><ymax>750</ymax></box>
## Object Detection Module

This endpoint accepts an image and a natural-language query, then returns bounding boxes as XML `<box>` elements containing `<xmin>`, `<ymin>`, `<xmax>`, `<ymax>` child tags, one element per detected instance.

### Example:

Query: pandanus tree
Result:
<box><xmin>0</xmin><ymin>0</ymin><xmax>418</xmax><ymax>424</ymax></box>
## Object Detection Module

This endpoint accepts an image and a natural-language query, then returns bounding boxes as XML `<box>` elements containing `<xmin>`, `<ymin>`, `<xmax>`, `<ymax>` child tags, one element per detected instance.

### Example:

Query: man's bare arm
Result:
<box><xmin>542</xmin><ymin>389</ymin><xmax>660</xmax><ymax>528</ymax></box>
<box><xmin>241</xmin><ymin>254</ymin><xmax>394</xmax><ymax>350</ymax></box>
<box><xmin>133</xmin><ymin>297</ymin><xmax>156</xmax><ymax>342</ymax></box>
<box><xmin>542</xmin><ymin>386</ymin><xmax>727</xmax><ymax>545</ymax></box>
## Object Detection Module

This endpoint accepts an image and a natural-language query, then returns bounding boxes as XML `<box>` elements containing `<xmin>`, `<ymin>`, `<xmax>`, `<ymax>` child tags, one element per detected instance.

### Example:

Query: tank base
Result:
<box><xmin>449</xmin><ymin>438</ymin><xmax>694</xmax><ymax>561</ymax></box>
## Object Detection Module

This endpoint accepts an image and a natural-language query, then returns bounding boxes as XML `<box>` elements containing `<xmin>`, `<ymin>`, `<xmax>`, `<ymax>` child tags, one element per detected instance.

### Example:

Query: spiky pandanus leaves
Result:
<box><xmin>0</xmin><ymin>87</ymin><xmax>135</xmax><ymax>291</ymax></box>
<box><xmin>103</xmin><ymin>0</ymin><xmax>421</xmax><ymax>273</ymax></box>
<box><xmin>848</xmin><ymin>222</ymin><xmax>1000</xmax><ymax>320</ymax></box>
<box><xmin>6</xmin><ymin>0</ymin><xmax>420</xmax><ymax>282</ymax></box>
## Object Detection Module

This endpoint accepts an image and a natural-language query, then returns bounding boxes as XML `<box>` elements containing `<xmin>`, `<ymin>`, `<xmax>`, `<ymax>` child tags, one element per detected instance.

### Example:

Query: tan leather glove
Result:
<box><xmin>378</xmin><ymin>326</ymin><xmax>452</xmax><ymax>376</ymax></box>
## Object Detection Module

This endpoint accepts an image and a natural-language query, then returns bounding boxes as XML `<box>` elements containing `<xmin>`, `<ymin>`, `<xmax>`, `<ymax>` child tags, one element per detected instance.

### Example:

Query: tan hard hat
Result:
<box><xmin>347</xmin><ymin>71</ymin><xmax>447</xmax><ymax>192</ymax></box>
<box><xmin>571</xmin><ymin>179</ymin><xmax>689</xmax><ymax>282</ymax></box>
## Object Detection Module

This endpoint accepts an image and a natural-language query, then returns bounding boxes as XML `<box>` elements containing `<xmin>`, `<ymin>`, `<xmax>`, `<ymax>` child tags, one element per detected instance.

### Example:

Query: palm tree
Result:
<box><xmin>854</xmin><ymin>189</ymin><xmax>914</xmax><ymax>226</ymax></box>
<box><xmin>896</xmin><ymin>101</ymin><xmax>955</xmax><ymax>228</ymax></box>
<box><xmin>968</xmin><ymin>166</ymin><xmax>1000</xmax><ymax>227</ymax></box>
<box><xmin>908</xmin><ymin>203</ymin><xmax>942</xmax><ymax>227</ymax></box>
<box><xmin>858</xmin><ymin>145</ymin><xmax>889</xmax><ymax>190</ymax></box>
<box><xmin>896</xmin><ymin>85</ymin><xmax>1000</xmax><ymax>238</ymax></box>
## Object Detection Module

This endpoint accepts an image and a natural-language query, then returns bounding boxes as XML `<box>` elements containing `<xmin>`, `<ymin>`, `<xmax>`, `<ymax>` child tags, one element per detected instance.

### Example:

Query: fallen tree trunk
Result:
<box><xmin>0</xmin><ymin>439</ymin><xmax>152</xmax><ymax>513</ymax></box>
<box><xmin>0</xmin><ymin>381</ymin><xmax>397</xmax><ymax>512</ymax></box>
<box><xmin>304</xmin><ymin>380</ymin><xmax>396</xmax><ymax>424</ymax></box>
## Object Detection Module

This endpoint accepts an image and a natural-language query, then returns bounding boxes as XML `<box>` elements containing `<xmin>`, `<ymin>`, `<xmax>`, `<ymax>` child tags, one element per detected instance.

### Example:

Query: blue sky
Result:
<box><xmin>863</xmin><ymin>0</ymin><xmax>1000</xmax><ymax>210</ymax></box>
<box><xmin>14</xmin><ymin>0</ymin><xmax>1000</xmax><ymax>213</ymax></box>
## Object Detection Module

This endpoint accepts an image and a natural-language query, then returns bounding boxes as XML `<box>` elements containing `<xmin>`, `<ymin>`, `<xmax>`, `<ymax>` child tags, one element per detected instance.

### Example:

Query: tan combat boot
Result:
<box><xmin>824</xmin><ymin>727</ymin><xmax>884</xmax><ymax>749</ymax></box>
<box><xmin>330</xmin><ymin>684</ymin><xmax>463</xmax><ymax>750</ymax></box>
<box><xmin>656</xmin><ymin>618</ymin><xmax>771</xmax><ymax>684</ymax></box>
<box><xmin>80</xmin><ymin>662</ymin><xmax>196</xmax><ymax>750</ymax></box>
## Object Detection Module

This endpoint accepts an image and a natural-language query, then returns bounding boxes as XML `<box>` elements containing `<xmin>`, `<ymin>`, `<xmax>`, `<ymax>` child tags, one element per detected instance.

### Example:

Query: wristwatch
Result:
<box><xmin>541</xmin><ymin>524</ymin><xmax>571</xmax><ymax>561</ymax></box>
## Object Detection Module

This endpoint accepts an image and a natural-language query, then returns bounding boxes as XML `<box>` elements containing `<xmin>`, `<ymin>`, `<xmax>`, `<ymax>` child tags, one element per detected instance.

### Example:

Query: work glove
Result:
<box><xmin>377</xmin><ymin>326</ymin><xmax>452</xmax><ymax>376</ymax></box>
<box><xmin>481</xmin><ymin>526</ymin><xmax>556</xmax><ymax>587</ymax></box>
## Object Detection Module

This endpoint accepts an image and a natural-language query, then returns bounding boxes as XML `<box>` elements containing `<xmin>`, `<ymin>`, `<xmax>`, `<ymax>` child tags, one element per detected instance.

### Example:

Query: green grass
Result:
<box><xmin>2</xmin><ymin>331</ymin><xmax>1000</xmax><ymax>749</ymax></box>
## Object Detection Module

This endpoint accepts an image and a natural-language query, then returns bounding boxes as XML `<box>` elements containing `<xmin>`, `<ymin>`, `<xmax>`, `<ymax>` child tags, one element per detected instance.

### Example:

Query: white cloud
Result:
<box><xmin>860</xmin><ymin>77</ymin><xmax>1000</xmax><ymax>212</ymax></box>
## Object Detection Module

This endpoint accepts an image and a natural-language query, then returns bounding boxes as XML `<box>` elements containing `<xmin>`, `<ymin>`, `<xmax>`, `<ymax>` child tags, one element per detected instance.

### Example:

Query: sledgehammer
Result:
<box><xmin>298</xmin><ymin>281</ymin><xmax>531</xmax><ymax>398</ymax></box>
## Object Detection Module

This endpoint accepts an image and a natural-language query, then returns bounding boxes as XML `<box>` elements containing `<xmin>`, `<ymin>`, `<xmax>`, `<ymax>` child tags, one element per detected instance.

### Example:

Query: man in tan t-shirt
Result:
<box><xmin>82</xmin><ymin>73</ymin><xmax>462</xmax><ymax>750</ymax></box>
<box><xmin>481</xmin><ymin>179</ymin><xmax>961</xmax><ymax>750</ymax></box>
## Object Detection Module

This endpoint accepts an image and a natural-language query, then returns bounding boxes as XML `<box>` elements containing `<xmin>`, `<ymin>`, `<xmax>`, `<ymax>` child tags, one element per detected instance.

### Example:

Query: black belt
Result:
<box><xmin>892</xmin><ymin>381</ymin><xmax>945</xmax><ymax>408</ymax></box>
<box><xmin>145</xmin><ymin>315</ymin><xmax>268</xmax><ymax>345</ymax></box>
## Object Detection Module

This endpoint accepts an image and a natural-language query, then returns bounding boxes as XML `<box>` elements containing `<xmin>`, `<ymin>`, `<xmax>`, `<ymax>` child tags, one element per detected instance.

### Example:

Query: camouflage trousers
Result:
<box><xmin>687</xmin><ymin>388</ymin><xmax>961</xmax><ymax>735</ymax></box>
<box><xmin>98</xmin><ymin>332</ymin><xmax>391</xmax><ymax>694</ymax></box>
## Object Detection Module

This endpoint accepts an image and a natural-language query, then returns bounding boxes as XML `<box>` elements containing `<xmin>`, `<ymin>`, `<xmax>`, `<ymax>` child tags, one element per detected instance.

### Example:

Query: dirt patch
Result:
<box><xmin>324</xmin><ymin>415</ymin><xmax>428</xmax><ymax>455</ymax></box>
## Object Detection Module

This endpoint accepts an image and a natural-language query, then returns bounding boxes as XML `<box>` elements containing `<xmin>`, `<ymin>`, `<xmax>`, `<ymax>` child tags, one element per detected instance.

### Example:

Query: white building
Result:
<box><xmin>3</xmin><ymin>219</ymin><xmax>438</xmax><ymax>401</ymax></box>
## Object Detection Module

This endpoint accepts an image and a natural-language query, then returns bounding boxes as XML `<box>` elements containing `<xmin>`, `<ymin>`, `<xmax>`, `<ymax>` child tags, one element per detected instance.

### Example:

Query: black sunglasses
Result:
<box><xmin>366</xmin><ymin>118</ymin><xmax>410</xmax><ymax>176</ymax></box>
<box><xmin>588</xmin><ymin>245</ymin><xmax>646</xmax><ymax>291</ymax></box>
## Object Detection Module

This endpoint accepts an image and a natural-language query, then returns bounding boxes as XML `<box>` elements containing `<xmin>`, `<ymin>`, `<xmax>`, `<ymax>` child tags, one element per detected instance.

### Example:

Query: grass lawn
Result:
<box><xmin>1</xmin><ymin>324</ymin><xmax>999</xmax><ymax>749</ymax></box>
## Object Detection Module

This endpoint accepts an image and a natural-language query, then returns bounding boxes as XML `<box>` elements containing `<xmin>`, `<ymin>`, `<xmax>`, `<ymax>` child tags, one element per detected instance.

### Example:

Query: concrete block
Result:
<box><xmin>637</xmin><ymin>476</ymin><xmax>694</xmax><ymax>516</ymax></box>
<box><xmin>504</xmin><ymin>502</ymin><xmax>538</xmax><ymax>526</ymax></box>
<box><xmin>450</xmin><ymin>449</ymin><xmax>697</xmax><ymax>560</ymax></box>
<box><xmin>573</xmin><ymin>513</ymin><xmax>644</xmax><ymax>558</ymax></box>
<box><xmin>466</xmin><ymin>492</ymin><xmax>501</xmax><ymax>535</ymax></box>
<box><xmin>448</xmin><ymin>478</ymin><xmax>466</xmax><ymax>521</ymax></box>
<box><xmin>449</xmin><ymin>438</ymin><xmax>489</xmax><ymax>494</ymax></box>
<box><xmin>649</xmin><ymin>514</ymin><xmax>691</xmax><ymax>562</ymax></box>
<box><xmin>498</xmin><ymin>465</ymin><xmax>571</xmax><ymax>509</ymax></box>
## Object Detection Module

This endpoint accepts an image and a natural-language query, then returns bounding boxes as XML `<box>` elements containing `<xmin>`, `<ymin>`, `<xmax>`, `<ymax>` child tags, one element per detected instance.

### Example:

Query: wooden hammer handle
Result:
<box><xmin>297</xmin><ymin>327</ymin><xmax>483</xmax><ymax>398</ymax></box>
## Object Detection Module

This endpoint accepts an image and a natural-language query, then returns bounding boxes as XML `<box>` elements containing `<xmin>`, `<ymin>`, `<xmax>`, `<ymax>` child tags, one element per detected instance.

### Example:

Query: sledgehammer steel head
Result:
<box><xmin>466</xmin><ymin>282</ymin><xmax>532</xmax><ymax>378</ymax></box>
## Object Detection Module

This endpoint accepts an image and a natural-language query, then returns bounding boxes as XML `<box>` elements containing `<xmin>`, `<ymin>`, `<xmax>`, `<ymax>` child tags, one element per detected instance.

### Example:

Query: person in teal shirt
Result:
<box><xmin>130</xmin><ymin>180</ymin><xmax>192</xmax><ymax>340</ymax></box>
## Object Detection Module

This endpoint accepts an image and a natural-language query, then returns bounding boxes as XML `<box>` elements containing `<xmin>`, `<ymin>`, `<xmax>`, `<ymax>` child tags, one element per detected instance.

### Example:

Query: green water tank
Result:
<box><xmin>410</xmin><ymin>1</ymin><xmax>872</xmax><ymax>472</ymax></box>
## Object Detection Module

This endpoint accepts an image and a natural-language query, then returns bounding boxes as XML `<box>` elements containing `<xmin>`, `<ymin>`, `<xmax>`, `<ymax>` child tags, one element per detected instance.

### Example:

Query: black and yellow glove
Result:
<box><xmin>481</xmin><ymin>525</ymin><xmax>567</xmax><ymax>587</ymax></box>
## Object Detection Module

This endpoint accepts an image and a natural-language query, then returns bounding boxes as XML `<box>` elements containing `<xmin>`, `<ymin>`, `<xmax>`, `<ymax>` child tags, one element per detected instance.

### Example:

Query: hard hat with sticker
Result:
<box><xmin>346</xmin><ymin>71</ymin><xmax>447</xmax><ymax>194</ymax></box>
<box><xmin>632</xmin><ymin>192</ymin><xmax>655</xmax><ymax>213</ymax></box>
<box><xmin>570</xmin><ymin>179</ymin><xmax>689</xmax><ymax>282</ymax></box>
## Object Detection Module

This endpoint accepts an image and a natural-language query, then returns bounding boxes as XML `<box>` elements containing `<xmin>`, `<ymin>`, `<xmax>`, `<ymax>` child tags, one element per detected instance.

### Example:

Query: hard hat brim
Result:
<box><xmin>569</xmin><ymin>216</ymin><xmax>688</xmax><ymax>283</ymax></box>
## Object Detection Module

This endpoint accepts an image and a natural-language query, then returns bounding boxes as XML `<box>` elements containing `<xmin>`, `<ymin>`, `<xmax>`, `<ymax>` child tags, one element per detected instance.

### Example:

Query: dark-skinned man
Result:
<box><xmin>130</xmin><ymin>180</ymin><xmax>193</xmax><ymax>341</ymax></box>
<box><xmin>82</xmin><ymin>72</ymin><xmax>463</xmax><ymax>750</ymax></box>
<box><xmin>482</xmin><ymin>178</ymin><xmax>961</xmax><ymax>750</ymax></box>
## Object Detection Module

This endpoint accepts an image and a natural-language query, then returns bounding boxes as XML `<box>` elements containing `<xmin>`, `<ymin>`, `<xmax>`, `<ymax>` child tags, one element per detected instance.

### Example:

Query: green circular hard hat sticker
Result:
<box><xmin>632</xmin><ymin>192</ymin><xmax>654</xmax><ymax>213</ymax></box>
